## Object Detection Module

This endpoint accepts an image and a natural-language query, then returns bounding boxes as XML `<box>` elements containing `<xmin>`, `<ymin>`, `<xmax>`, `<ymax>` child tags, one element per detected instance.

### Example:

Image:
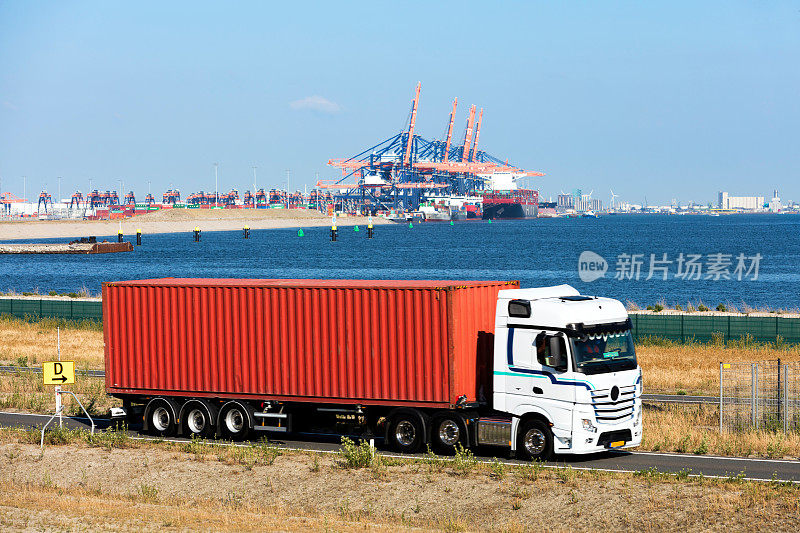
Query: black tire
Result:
<box><xmin>517</xmin><ymin>420</ymin><xmax>553</xmax><ymax>461</ymax></box>
<box><xmin>146</xmin><ymin>400</ymin><xmax>177</xmax><ymax>437</ymax></box>
<box><xmin>388</xmin><ymin>412</ymin><xmax>425</xmax><ymax>454</ymax></box>
<box><xmin>182</xmin><ymin>402</ymin><xmax>216</xmax><ymax>439</ymax></box>
<box><xmin>219</xmin><ymin>402</ymin><xmax>251</xmax><ymax>441</ymax></box>
<box><xmin>432</xmin><ymin>415</ymin><xmax>465</xmax><ymax>454</ymax></box>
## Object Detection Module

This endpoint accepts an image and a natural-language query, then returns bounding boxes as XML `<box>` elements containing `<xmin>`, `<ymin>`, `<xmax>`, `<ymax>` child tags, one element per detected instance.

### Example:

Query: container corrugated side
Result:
<box><xmin>104</xmin><ymin>280</ymin><xmax>517</xmax><ymax>407</ymax></box>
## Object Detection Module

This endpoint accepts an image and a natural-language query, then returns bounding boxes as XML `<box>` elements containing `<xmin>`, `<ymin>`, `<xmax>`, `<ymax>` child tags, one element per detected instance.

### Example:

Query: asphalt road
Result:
<box><xmin>2</xmin><ymin>410</ymin><xmax>798</xmax><ymax>483</ymax></box>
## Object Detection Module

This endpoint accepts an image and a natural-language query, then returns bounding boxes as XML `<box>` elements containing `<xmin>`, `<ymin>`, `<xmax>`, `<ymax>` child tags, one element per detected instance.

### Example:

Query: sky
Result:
<box><xmin>1</xmin><ymin>1</ymin><xmax>798</xmax><ymax>205</ymax></box>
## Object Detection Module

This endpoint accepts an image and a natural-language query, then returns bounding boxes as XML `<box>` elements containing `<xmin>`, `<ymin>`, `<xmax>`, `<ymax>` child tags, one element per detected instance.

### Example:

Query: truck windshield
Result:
<box><xmin>570</xmin><ymin>331</ymin><xmax>637</xmax><ymax>375</ymax></box>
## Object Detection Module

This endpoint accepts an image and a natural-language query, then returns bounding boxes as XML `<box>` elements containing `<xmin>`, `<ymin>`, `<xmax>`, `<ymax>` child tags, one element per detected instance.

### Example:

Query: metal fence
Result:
<box><xmin>631</xmin><ymin>313</ymin><xmax>800</xmax><ymax>345</ymax></box>
<box><xmin>720</xmin><ymin>360</ymin><xmax>800</xmax><ymax>432</ymax></box>
<box><xmin>0</xmin><ymin>298</ymin><xmax>102</xmax><ymax>321</ymax></box>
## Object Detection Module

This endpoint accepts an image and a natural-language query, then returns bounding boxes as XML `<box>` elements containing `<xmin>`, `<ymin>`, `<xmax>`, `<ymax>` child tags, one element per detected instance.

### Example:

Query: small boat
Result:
<box><xmin>419</xmin><ymin>204</ymin><xmax>451</xmax><ymax>222</ymax></box>
<box><xmin>581</xmin><ymin>210</ymin><xmax>599</xmax><ymax>218</ymax></box>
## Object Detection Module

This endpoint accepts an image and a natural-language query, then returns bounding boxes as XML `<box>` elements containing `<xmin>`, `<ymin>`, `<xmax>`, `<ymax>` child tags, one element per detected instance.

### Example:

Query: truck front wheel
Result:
<box><xmin>388</xmin><ymin>413</ymin><xmax>425</xmax><ymax>454</ymax></box>
<box><xmin>517</xmin><ymin>420</ymin><xmax>553</xmax><ymax>461</ymax></box>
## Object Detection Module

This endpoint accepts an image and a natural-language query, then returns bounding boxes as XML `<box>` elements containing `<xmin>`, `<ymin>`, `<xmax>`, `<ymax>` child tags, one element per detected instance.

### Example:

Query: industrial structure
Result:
<box><xmin>718</xmin><ymin>192</ymin><xmax>764</xmax><ymax>211</ymax></box>
<box><xmin>317</xmin><ymin>83</ymin><xmax>543</xmax><ymax>213</ymax></box>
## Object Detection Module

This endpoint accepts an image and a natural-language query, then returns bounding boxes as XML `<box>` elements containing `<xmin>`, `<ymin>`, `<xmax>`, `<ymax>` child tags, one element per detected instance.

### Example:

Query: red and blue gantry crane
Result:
<box><xmin>317</xmin><ymin>82</ymin><xmax>543</xmax><ymax>212</ymax></box>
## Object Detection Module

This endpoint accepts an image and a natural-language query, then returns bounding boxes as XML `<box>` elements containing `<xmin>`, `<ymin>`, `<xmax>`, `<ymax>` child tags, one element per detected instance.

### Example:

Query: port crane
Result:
<box><xmin>37</xmin><ymin>191</ymin><xmax>53</xmax><ymax>213</ymax></box>
<box><xmin>321</xmin><ymin>83</ymin><xmax>544</xmax><ymax>211</ymax></box>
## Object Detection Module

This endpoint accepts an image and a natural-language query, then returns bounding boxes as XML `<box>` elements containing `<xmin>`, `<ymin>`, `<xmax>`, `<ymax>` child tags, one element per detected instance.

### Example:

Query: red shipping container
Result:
<box><xmin>103</xmin><ymin>279</ymin><xmax>518</xmax><ymax>407</ymax></box>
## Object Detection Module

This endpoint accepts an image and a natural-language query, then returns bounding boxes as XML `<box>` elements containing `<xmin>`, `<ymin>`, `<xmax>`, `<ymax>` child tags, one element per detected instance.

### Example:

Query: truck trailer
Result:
<box><xmin>104</xmin><ymin>278</ymin><xmax>642</xmax><ymax>459</ymax></box>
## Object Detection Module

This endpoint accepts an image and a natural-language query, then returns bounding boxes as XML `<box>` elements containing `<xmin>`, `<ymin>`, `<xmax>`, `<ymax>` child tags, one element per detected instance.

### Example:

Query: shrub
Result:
<box><xmin>698</xmin><ymin>304</ymin><xmax>710</xmax><ymax>312</ymax></box>
<box><xmin>450</xmin><ymin>444</ymin><xmax>477</xmax><ymax>475</ymax></box>
<box><xmin>716</xmin><ymin>303</ymin><xmax>727</xmax><ymax>312</ymax></box>
<box><xmin>136</xmin><ymin>483</ymin><xmax>159</xmax><ymax>503</ymax></box>
<box><xmin>338</xmin><ymin>437</ymin><xmax>374</xmax><ymax>469</ymax></box>
<box><xmin>489</xmin><ymin>458</ymin><xmax>506</xmax><ymax>480</ymax></box>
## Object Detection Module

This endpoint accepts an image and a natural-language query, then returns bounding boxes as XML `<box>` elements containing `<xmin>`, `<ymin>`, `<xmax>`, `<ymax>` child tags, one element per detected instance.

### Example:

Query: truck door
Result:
<box><xmin>507</xmin><ymin>328</ymin><xmax>574</xmax><ymax>434</ymax></box>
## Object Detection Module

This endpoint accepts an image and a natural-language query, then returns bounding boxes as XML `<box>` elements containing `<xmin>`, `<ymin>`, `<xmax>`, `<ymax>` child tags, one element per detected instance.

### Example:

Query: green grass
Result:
<box><xmin>0</xmin><ymin>313</ymin><xmax>102</xmax><ymax>332</ymax></box>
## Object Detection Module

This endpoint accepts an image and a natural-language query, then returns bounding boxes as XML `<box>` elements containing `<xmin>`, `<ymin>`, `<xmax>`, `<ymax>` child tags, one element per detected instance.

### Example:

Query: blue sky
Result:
<box><xmin>1</xmin><ymin>1</ymin><xmax>798</xmax><ymax>204</ymax></box>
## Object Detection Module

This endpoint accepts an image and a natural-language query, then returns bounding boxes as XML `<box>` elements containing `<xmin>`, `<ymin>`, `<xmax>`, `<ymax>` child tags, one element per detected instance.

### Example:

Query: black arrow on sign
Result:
<box><xmin>52</xmin><ymin>375</ymin><xmax>68</xmax><ymax>383</ymax></box>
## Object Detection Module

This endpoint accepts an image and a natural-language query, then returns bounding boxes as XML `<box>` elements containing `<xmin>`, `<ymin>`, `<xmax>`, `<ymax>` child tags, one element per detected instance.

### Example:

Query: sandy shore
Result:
<box><xmin>0</xmin><ymin>209</ymin><xmax>391</xmax><ymax>241</ymax></box>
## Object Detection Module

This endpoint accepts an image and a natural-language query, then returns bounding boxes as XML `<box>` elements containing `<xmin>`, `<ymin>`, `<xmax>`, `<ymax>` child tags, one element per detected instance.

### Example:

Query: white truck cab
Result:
<box><xmin>485</xmin><ymin>284</ymin><xmax>642</xmax><ymax>459</ymax></box>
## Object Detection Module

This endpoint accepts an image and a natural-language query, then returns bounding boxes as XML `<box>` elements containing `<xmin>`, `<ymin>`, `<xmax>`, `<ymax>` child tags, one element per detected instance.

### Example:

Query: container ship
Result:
<box><xmin>481</xmin><ymin>189</ymin><xmax>539</xmax><ymax>219</ymax></box>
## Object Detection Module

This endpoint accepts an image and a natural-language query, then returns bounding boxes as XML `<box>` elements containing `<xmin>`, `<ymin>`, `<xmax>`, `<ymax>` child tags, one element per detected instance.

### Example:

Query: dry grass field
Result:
<box><xmin>1</xmin><ymin>430</ymin><xmax>799</xmax><ymax>532</ymax></box>
<box><xmin>0</xmin><ymin>316</ymin><xmax>103</xmax><ymax>369</ymax></box>
<box><xmin>643</xmin><ymin>404</ymin><xmax>800</xmax><ymax>458</ymax></box>
<box><xmin>636</xmin><ymin>338</ymin><xmax>800</xmax><ymax>394</ymax></box>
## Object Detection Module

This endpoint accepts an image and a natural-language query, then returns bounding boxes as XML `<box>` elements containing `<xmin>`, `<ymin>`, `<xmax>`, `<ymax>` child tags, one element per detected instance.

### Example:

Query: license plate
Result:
<box><xmin>609</xmin><ymin>440</ymin><xmax>625</xmax><ymax>448</ymax></box>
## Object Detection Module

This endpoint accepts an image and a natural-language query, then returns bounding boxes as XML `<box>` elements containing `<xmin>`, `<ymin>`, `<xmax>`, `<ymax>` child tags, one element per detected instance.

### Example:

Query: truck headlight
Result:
<box><xmin>581</xmin><ymin>418</ymin><xmax>597</xmax><ymax>433</ymax></box>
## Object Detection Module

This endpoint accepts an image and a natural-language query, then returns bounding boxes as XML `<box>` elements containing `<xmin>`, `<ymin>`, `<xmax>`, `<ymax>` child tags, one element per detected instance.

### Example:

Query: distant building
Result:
<box><xmin>768</xmin><ymin>190</ymin><xmax>782</xmax><ymax>213</ymax></box>
<box><xmin>718</xmin><ymin>191</ymin><xmax>764</xmax><ymax>211</ymax></box>
<box><xmin>590</xmin><ymin>198</ymin><xmax>603</xmax><ymax>212</ymax></box>
<box><xmin>557</xmin><ymin>194</ymin><xmax>574</xmax><ymax>209</ymax></box>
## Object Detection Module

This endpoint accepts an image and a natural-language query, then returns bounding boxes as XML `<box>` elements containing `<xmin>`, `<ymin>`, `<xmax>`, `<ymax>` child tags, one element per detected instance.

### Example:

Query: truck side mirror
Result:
<box><xmin>549</xmin><ymin>336</ymin><xmax>567</xmax><ymax>372</ymax></box>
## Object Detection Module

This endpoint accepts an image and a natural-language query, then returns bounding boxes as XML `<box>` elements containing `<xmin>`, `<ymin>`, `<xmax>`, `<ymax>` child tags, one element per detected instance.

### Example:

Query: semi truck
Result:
<box><xmin>104</xmin><ymin>278</ymin><xmax>642</xmax><ymax>460</ymax></box>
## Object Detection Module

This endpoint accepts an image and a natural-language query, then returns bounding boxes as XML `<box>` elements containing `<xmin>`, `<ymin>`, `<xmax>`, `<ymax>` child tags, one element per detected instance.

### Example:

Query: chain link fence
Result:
<box><xmin>720</xmin><ymin>360</ymin><xmax>800</xmax><ymax>432</ymax></box>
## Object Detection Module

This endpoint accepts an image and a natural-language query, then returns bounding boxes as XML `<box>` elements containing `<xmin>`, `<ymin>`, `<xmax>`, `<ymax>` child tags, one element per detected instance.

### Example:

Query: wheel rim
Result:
<box><xmin>524</xmin><ymin>428</ymin><xmax>546</xmax><ymax>456</ymax></box>
<box><xmin>225</xmin><ymin>408</ymin><xmax>245</xmax><ymax>434</ymax></box>
<box><xmin>438</xmin><ymin>419</ymin><xmax>460</xmax><ymax>446</ymax></box>
<box><xmin>395</xmin><ymin>420</ymin><xmax>416</xmax><ymax>447</ymax></box>
<box><xmin>152</xmin><ymin>406</ymin><xmax>170</xmax><ymax>432</ymax></box>
<box><xmin>187</xmin><ymin>408</ymin><xmax>207</xmax><ymax>434</ymax></box>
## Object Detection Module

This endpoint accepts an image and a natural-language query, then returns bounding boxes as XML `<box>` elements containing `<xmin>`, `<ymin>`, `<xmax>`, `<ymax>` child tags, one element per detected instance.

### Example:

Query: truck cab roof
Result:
<box><xmin>497</xmin><ymin>285</ymin><xmax>629</xmax><ymax>329</ymax></box>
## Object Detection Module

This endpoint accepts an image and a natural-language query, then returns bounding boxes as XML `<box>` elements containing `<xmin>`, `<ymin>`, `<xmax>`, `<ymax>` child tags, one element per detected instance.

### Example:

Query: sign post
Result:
<box><xmin>40</xmin><ymin>328</ymin><xmax>94</xmax><ymax>449</ymax></box>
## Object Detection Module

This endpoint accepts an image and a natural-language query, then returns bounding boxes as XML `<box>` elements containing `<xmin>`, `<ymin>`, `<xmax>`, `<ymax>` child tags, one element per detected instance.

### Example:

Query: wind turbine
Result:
<box><xmin>610</xmin><ymin>189</ymin><xmax>619</xmax><ymax>210</ymax></box>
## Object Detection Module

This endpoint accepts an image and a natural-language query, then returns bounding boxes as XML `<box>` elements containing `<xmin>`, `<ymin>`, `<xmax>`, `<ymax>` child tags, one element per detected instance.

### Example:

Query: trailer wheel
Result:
<box><xmin>182</xmin><ymin>401</ymin><xmax>216</xmax><ymax>438</ymax></box>
<box><xmin>219</xmin><ymin>402</ymin><xmax>251</xmax><ymax>441</ymax></box>
<box><xmin>388</xmin><ymin>412</ymin><xmax>425</xmax><ymax>454</ymax></box>
<box><xmin>146</xmin><ymin>400</ymin><xmax>177</xmax><ymax>437</ymax></box>
<box><xmin>517</xmin><ymin>420</ymin><xmax>552</xmax><ymax>461</ymax></box>
<box><xmin>432</xmin><ymin>415</ymin><xmax>464</xmax><ymax>453</ymax></box>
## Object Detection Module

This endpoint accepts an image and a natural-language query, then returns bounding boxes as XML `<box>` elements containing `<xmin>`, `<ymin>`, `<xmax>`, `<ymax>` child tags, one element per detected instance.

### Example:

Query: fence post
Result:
<box><xmin>719</xmin><ymin>362</ymin><xmax>723</xmax><ymax>433</ymax></box>
<box><xmin>755</xmin><ymin>363</ymin><xmax>760</xmax><ymax>430</ymax></box>
<box><xmin>751</xmin><ymin>363</ymin><xmax>757</xmax><ymax>428</ymax></box>
<box><xmin>783</xmin><ymin>364</ymin><xmax>789</xmax><ymax>434</ymax></box>
<box><xmin>778</xmin><ymin>357</ymin><xmax>782</xmax><ymax>432</ymax></box>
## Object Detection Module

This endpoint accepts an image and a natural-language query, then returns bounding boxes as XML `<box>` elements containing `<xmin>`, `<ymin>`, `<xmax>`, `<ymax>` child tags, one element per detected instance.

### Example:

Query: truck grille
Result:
<box><xmin>590</xmin><ymin>384</ymin><xmax>636</xmax><ymax>423</ymax></box>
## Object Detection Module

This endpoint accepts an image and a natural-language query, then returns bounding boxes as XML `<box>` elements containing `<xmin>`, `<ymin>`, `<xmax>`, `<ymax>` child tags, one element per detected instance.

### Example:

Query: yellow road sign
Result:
<box><xmin>43</xmin><ymin>361</ymin><xmax>75</xmax><ymax>385</ymax></box>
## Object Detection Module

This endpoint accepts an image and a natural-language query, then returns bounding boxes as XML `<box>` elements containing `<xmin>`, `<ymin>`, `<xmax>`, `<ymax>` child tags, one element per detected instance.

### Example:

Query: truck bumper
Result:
<box><xmin>559</xmin><ymin>422</ymin><xmax>642</xmax><ymax>455</ymax></box>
